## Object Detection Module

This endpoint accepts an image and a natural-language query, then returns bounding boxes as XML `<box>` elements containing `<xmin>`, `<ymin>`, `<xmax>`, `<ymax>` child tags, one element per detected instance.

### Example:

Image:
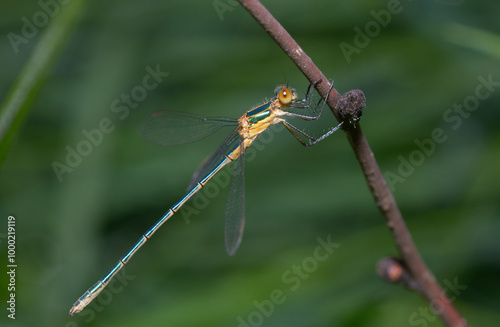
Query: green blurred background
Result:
<box><xmin>1</xmin><ymin>1</ymin><xmax>499</xmax><ymax>326</ymax></box>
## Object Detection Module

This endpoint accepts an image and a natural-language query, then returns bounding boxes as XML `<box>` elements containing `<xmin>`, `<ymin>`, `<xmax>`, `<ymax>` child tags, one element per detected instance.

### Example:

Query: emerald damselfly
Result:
<box><xmin>69</xmin><ymin>80</ymin><xmax>342</xmax><ymax>316</ymax></box>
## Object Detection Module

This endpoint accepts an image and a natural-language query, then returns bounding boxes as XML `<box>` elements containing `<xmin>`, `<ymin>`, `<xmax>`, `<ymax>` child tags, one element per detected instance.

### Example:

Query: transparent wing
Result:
<box><xmin>187</xmin><ymin>128</ymin><xmax>241</xmax><ymax>190</ymax></box>
<box><xmin>224</xmin><ymin>141</ymin><xmax>245</xmax><ymax>256</ymax></box>
<box><xmin>141</xmin><ymin>111</ymin><xmax>238</xmax><ymax>146</ymax></box>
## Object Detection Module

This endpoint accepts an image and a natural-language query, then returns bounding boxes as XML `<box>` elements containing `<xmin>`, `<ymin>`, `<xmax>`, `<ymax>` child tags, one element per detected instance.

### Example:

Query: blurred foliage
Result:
<box><xmin>0</xmin><ymin>1</ymin><xmax>499</xmax><ymax>327</ymax></box>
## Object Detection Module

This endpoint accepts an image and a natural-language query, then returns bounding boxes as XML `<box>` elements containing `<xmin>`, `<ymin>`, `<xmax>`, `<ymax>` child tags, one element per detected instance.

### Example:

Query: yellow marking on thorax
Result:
<box><xmin>227</xmin><ymin>94</ymin><xmax>291</xmax><ymax>162</ymax></box>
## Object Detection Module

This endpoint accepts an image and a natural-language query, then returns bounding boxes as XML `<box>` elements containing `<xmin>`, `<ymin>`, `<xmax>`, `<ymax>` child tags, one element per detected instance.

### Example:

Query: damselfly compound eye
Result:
<box><xmin>278</xmin><ymin>87</ymin><xmax>293</xmax><ymax>104</ymax></box>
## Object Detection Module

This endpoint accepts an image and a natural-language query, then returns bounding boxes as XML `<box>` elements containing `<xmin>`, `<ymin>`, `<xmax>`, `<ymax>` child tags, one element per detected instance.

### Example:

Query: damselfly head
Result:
<box><xmin>274</xmin><ymin>84</ymin><xmax>297</xmax><ymax>105</ymax></box>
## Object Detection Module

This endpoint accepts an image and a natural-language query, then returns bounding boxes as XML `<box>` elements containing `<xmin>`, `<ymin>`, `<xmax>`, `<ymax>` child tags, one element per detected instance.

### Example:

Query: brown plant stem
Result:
<box><xmin>237</xmin><ymin>1</ymin><xmax>468</xmax><ymax>326</ymax></box>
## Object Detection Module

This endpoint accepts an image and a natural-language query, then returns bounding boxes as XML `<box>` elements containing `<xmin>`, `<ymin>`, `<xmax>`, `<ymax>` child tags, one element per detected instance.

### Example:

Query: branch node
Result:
<box><xmin>377</xmin><ymin>257</ymin><xmax>422</xmax><ymax>293</ymax></box>
<box><xmin>335</xmin><ymin>89</ymin><xmax>365</xmax><ymax>124</ymax></box>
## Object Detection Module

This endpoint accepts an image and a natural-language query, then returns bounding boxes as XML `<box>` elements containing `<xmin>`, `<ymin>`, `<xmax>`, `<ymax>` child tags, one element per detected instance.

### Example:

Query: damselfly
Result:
<box><xmin>69</xmin><ymin>80</ymin><xmax>342</xmax><ymax>316</ymax></box>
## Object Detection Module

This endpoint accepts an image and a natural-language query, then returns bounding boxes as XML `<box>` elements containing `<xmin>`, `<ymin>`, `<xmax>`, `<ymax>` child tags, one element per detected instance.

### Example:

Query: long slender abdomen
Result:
<box><xmin>69</xmin><ymin>155</ymin><xmax>233</xmax><ymax>316</ymax></box>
